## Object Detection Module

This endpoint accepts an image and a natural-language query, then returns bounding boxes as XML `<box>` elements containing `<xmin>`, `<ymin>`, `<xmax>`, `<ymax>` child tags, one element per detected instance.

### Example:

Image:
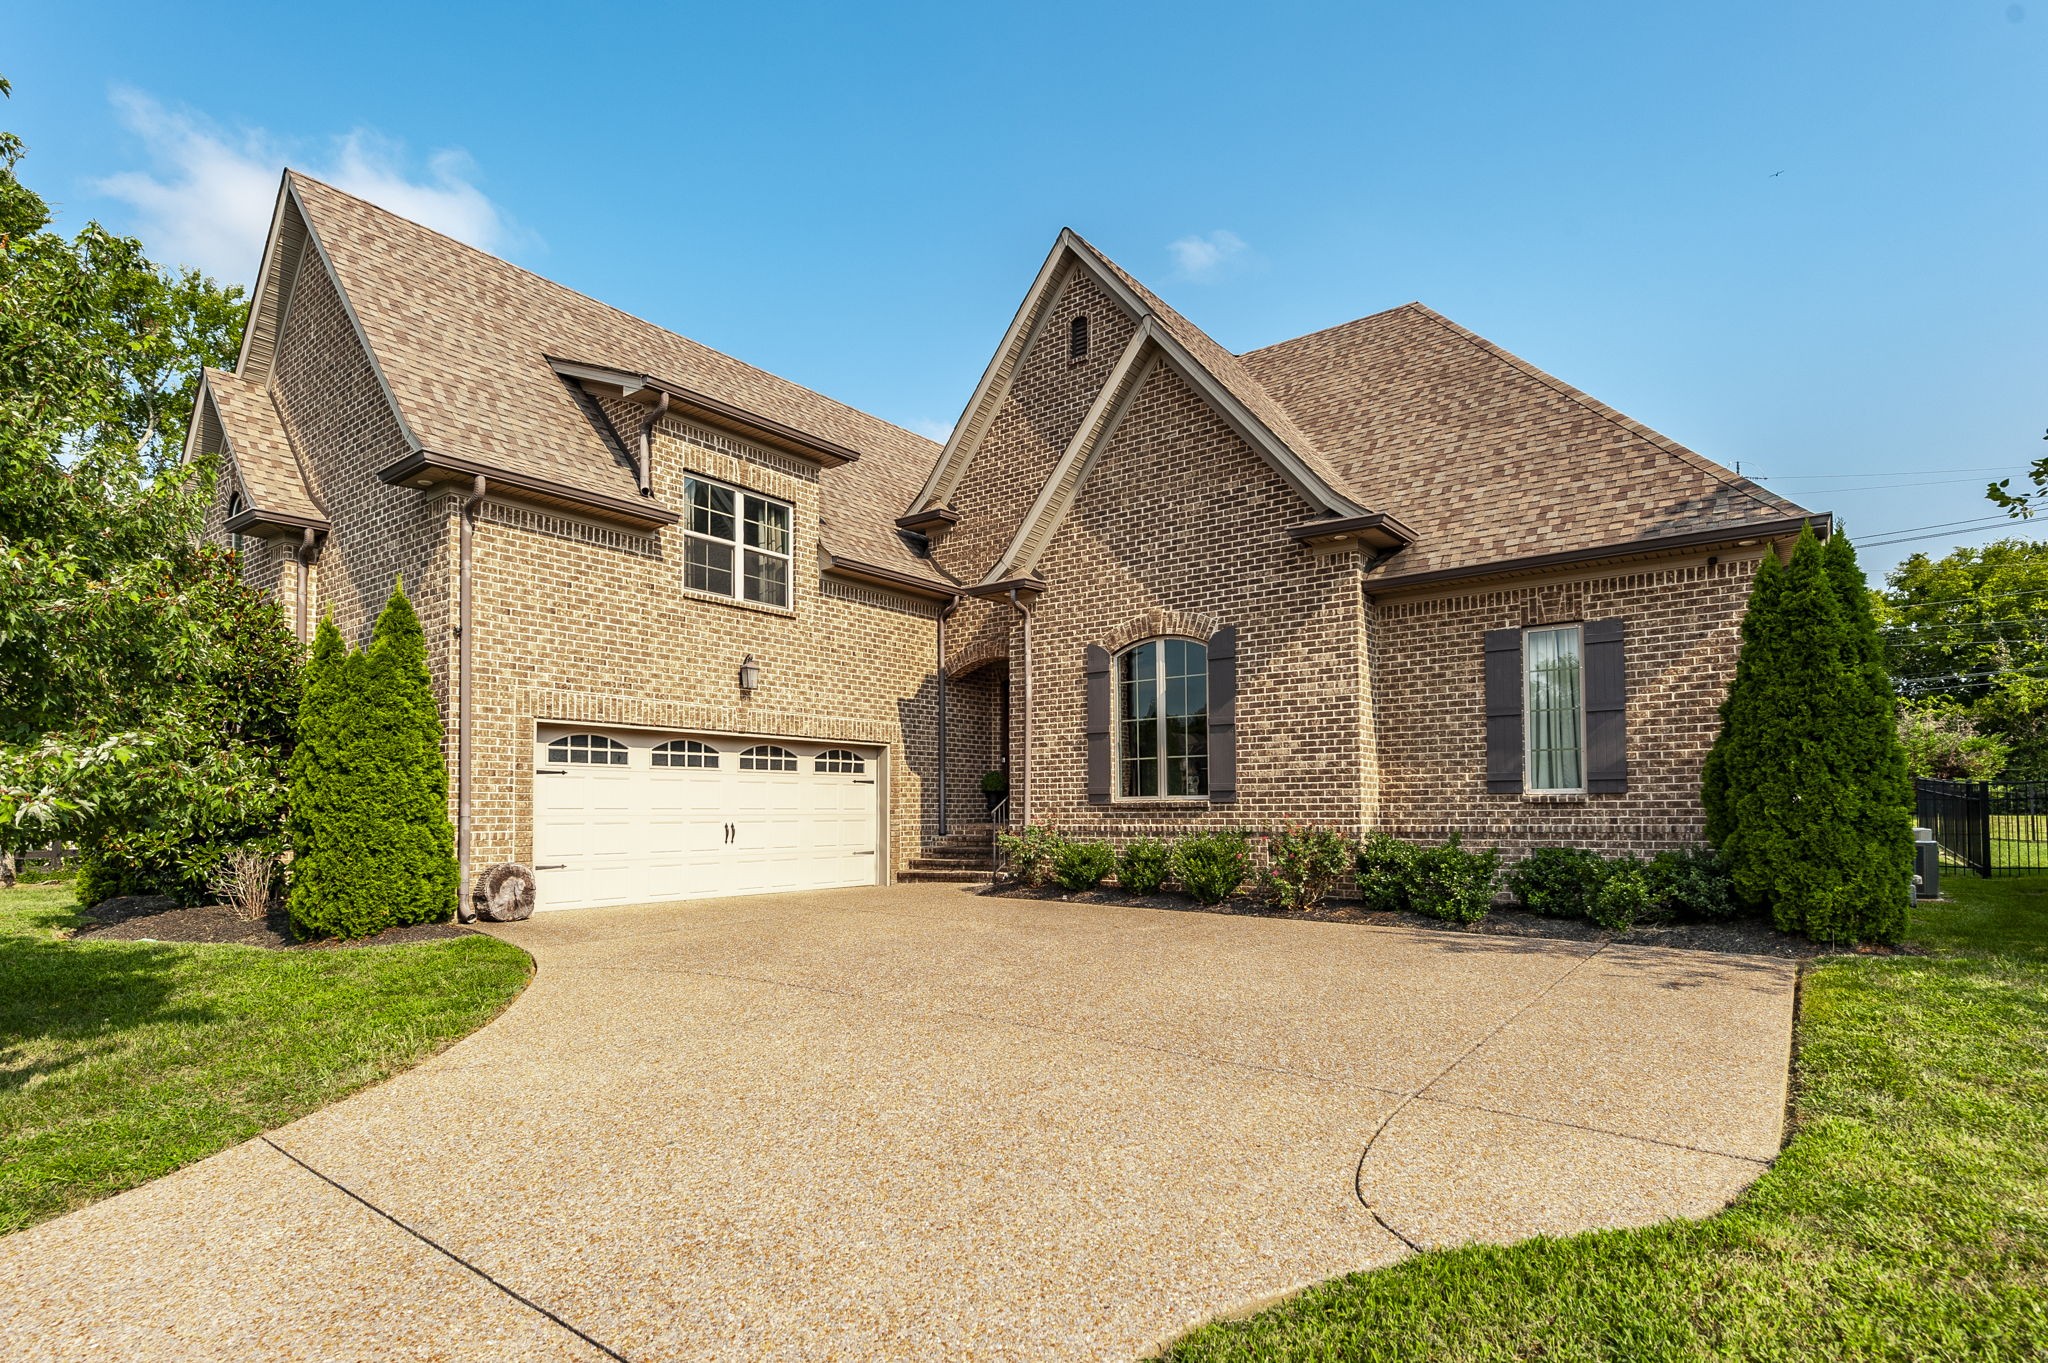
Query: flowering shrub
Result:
<box><xmin>1267</xmin><ymin>824</ymin><xmax>1353</xmax><ymax>912</ymax></box>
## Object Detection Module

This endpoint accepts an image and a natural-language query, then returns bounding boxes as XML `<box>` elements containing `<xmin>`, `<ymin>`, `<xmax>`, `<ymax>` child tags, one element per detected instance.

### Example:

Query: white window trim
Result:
<box><xmin>1523</xmin><ymin>623</ymin><xmax>1587</xmax><ymax>796</ymax></box>
<box><xmin>683</xmin><ymin>474</ymin><xmax>793</xmax><ymax>609</ymax></box>
<box><xmin>1113</xmin><ymin>637</ymin><xmax>1209</xmax><ymax>803</ymax></box>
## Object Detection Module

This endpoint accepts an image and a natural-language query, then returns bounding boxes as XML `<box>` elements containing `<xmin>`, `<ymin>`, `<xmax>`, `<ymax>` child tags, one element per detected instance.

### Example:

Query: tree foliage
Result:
<box><xmin>0</xmin><ymin>76</ymin><xmax>282</xmax><ymax>899</ymax></box>
<box><xmin>1875</xmin><ymin>538</ymin><xmax>2048</xmax><ymax>701</ymax></box>
<box><xmin>287</xmin><ymin>583</ymin><xmax>457</xmax><ymax>939</ymax></box>
<box><xmin>1703</xmin><ymin>529</ymin><xmax>1913</xmax><ymax>943</ymax></box>
<box><xmin>1876</xmin><ymin>537</ymin><xmax>2048</xmax><ymax>780</ymax></box>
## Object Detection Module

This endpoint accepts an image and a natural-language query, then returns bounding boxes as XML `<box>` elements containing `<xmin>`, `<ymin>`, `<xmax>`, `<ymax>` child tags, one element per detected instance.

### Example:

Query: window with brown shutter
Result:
<box><xmin>1484</xmin><ymin>629</ymin><xmax>1524</xmax><ymax>793</ymax></box>
<box><xmin>1085</xmin><ymin>644</ymin><xmax>1111</xmax><ymax>803</ymax></box>
<box><xmin>1583</xmin><ymin>619</ymin><xmax>1627</xmax><ymax>792</ymax></box>
<box><xmin>1207</xmin><ymin>627</ymin><xmax>1238</xmax><ymax>803</ymax></box>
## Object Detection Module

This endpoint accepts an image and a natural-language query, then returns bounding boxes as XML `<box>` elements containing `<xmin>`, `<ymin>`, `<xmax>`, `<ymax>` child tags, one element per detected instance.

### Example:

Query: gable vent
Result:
<box><xmin>1069</xmin><ymin>314</ymin><xmax>1089</xmax><ymax>360</ymax></box>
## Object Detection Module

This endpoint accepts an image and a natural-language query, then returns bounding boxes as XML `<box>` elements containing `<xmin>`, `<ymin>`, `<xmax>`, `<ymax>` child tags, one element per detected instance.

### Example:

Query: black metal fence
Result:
<box><xmin>1915</xmin><ymin>778</ymin><xmax>2048</xmax><ymax>877</ymax></box>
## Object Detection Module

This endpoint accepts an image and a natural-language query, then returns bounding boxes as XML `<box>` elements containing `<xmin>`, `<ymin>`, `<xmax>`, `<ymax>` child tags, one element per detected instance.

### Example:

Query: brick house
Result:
<box><xmin>189</xmin><ymin>172</ymin><xmax>1822</xmax><ymax>912</ymax></box>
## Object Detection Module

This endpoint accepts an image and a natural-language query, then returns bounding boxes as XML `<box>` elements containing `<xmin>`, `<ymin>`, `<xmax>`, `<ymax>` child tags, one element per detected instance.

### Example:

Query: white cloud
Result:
<box><xmin>94</xmin><ymin>89</ymin><xmax>514</xmax><ymax>282</ymax></box>
<box><xmin>906</xmin><ymin>417</ymin><xmax>956</xmax><ymax>443</ymax></box>
<box><xmin>1167</xmin><ymin>229</ymin><xmax>1249</xmax><ymax>283</ymax></box>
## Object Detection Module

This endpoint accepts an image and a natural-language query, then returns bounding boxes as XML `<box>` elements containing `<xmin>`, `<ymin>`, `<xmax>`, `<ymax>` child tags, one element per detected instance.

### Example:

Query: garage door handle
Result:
<box><xmin>535</xmin><ymin>769</ymin><xmax>566</xmax><ymax>775</ymax></box>
<box><xmin>534</xmin><ymin>864</ymin><xmax>566</xmax><ymax>870</ymax></box>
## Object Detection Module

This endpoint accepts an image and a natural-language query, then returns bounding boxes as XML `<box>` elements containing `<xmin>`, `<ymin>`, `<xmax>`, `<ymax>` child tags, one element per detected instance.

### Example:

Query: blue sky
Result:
<box><xmin>10</xmin><ymin>1</ymin><xmax>2044</xmax><ymax>579</ymax></box>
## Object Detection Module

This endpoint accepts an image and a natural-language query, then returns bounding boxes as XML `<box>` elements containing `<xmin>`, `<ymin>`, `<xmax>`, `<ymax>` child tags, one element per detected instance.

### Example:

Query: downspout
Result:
<box><xmin>457</xmin><ymin>475</ymin><xmax>486</xmax><ymax>918</ymax></box>
<box><xmin>1009</xmin><ymin>586</ymin><xmax>1033</xmax><ymax>829</ymax></box>
<box><xmin>936</xmin><ymin>597</ymin><xmax>960</xmax><ymax>836</ymax></box>
<box><xmin>294</xmin><ymin>527</ymin><xmax>317</xmax><ymax>641</ymax></box>
<box><xmin>636</xmin><ymin>390</ymin><xmax>670</xmax><ymax>498</ymax></box>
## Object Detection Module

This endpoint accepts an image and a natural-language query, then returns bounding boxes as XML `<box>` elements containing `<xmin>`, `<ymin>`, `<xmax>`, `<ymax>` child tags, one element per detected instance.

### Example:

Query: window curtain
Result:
<box><xmin>1525</xmin><ymin>627</ymin><xmax>1584</xmax><ymax>791</ymax></box>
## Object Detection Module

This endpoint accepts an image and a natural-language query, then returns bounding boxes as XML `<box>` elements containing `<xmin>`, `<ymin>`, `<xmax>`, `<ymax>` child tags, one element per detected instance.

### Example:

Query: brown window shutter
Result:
<box><xmin>1484</xmin><ymin>629</ymin><xmax>1524</xmax><ymax>793</ymax></box>
<box><xmin>1584</xmin><ymin>619</ymin><xmax>1627</xmax><ymax>793</ymax></box>
<box><xmin>1085</xmin><ymin>644</ymin><xmax>1111</xmax><ymax>804</ymax></box>
<box><xmin>1208</xmin><ymin>626</ymin><xmax>1238</xmax><ymax>803</ymax></box>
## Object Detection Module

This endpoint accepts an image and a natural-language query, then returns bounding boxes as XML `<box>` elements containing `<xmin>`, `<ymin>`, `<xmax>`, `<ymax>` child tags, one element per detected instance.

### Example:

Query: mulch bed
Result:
<box><xmin>985</xmin><ymin>883</ymin><xmax>1921</xmax><ymax>959</ymax></box>
<box><xmin>68</xmin><ymin>895</ymin><xmax>475</xmax><ymax>950</ymax></box>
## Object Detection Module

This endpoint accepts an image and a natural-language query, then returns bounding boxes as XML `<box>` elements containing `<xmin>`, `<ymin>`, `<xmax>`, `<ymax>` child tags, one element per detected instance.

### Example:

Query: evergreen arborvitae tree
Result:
<box><xmin>1702</xmin><ymin>553</ymin><xmax>1785</xmax><ymax>849</ymax></box>
<box><xmin>286</xmin><ymin>615</ymin><xmax>348</xmax><ymax>937</ymax></box>
<box><xmin>1705</xmin><ymin>528</ymin><xmax>1911</xmax><ymax>943</ymax></box>
<box><xmin>287</xmin><ymin>582</ymin><xmax>457</xmax><ymax>938</ymax></box>
<box><xmin>1822</xmin><ymin>530</ymin><xmax>1915</xmax><ymax>941</ymax></box>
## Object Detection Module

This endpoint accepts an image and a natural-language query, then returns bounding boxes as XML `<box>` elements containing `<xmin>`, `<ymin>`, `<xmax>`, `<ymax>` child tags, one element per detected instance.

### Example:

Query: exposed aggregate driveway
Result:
<box><xmin>1</xmin><ymin>883</ymin><xmax>1797</xmax><ymax>1361</ymax></box>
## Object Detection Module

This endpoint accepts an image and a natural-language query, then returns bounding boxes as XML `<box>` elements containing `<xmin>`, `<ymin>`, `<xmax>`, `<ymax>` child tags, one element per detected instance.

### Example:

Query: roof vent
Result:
<box><xmin>1069</xmin><ymin>314</ymin><xmax>1089</xmax><ymax>361</ymax></box>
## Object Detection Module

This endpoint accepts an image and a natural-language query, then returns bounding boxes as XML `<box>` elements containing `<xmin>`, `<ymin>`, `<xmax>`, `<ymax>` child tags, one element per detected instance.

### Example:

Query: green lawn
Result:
<box><xmin>0</xmin><ymin>882</ymin><xmax>530</xmax><ymax>1234</ymax></box>
<box><xmin>1160</xmin><ymin>879</ymin><xmax>2048</xmax><ymax>1361</ymax></box>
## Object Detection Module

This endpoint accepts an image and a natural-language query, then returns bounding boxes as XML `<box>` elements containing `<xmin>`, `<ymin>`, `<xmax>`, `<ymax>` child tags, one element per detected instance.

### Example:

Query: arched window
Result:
<box><xmin>815</xmin><ymin>749</ymin><xmax>864</xmax><ymax>774</ymax></box>
<box><xmin>546</xmin><ymin>733</ymin><xmax>629</xmax><ymax>765</ymax></box>
<box><xmin>738</xmin><ymin>744</ymin><xmax>798</xmax><ymax>772</ymax></box>
<box><xmin>1117</xmin><ymin>638</ymin><xmax>1208</xmax><ymax>798</ymax></box>
<box><xmin>227</xmin><ymin>491</ymin><xmax>244</xmax><ymax>554</ymax></box>
<box><xmin>652</xmin><ymin>739</ymin><xmax>718</xmax><ymax>769</ymax></box>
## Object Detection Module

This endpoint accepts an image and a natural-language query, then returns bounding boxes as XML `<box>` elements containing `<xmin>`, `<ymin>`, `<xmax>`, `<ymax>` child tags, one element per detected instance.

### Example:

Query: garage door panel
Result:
<box><xmin>533</xmin><ymin>731</ymin><xmax>879</xmax><ymax>910</ymax></box>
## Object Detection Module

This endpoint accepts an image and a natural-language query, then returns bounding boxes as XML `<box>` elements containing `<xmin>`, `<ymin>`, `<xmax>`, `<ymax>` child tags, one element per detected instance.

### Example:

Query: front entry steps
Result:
<box><xmin>900</xmin><ymin>825</ymin><xmax>999</xmax><ymax>884</ymax></box>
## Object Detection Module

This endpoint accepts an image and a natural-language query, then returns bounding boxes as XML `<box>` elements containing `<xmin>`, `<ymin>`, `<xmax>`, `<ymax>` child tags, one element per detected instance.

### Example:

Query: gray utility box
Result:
<box><xmin>1914</xmin><ymin>826</ymin><xmax>1941</xmax><ymax>901</ymax></box>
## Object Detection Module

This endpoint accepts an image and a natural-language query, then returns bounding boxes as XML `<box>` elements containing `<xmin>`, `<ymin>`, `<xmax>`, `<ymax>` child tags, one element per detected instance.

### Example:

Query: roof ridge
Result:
<box><xmin>1400</xmin><ymin>302</ymin><xmax>1797</xmax><ymax>520</ymax></box>
<box><xmin>1238</xmin><ymin>301</ymin><xmax>1426</xmax><ymax>359</ymax></box>
<box><xmin>283</xmin><ymin>170</ymin><xmax>940</xmax><ymax>454</ymax></box>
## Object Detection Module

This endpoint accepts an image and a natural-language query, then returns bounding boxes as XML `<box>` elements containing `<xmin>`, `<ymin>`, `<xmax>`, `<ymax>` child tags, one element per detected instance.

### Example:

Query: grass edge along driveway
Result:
<box><xmin>0</xmin><ymin>882</ymin><xmax>531</xmax><ymax>1235</ymax></box>
<box><xmin>1159</xmin><ymin>877</ymin><xmax>2048</xmax><ymax>1362</ymax></box>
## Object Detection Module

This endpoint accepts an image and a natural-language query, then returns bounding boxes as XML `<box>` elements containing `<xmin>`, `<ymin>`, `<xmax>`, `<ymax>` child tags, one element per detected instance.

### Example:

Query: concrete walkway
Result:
<box><xmin>1</xmin><ymin>885</ymin><xmax>1797</xmax><ymax>1361</ymax></box>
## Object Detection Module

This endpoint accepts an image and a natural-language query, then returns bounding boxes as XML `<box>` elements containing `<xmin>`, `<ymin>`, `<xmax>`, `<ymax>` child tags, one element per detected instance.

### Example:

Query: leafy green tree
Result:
<box><xmin>0</xmin><ymin>75</ymin><xmax>276</xmax><ymax>898</ymax></box>
<box><xmin>1875</xmin><ymin>539</ymin><xmax>2048</xmax><ymax>700</ymax></box>
<box><xmin>288</xmin><ymin>583</ymin><xmax>456</xmax><ymax>939</ymax></box>
<box><xmin>1704</xmin><ymin>529</ymin><xmax>1911</xmax><ymax>943</ymax></box>
<box><xmin>1897</xmin><ymin>701</ymin><xmax>2010</xmax><ymax>780</ymax></box>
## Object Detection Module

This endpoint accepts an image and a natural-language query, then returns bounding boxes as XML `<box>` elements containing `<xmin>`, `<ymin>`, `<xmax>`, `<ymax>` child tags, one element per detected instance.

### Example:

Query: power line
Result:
<box><xmin>1861</xmin><ymin>521</ymin><xmax>2028</xmax><ymax>550</ymax></box>
<box><xmin>1756</xmin><ymin>465</ymin><xmax>2019</xmax><ymax>482</ymax></box>
<box><xmin>1876</xmin><ymin>584</ymin><xmax>2048</xmax><ymax>612</ymax></box>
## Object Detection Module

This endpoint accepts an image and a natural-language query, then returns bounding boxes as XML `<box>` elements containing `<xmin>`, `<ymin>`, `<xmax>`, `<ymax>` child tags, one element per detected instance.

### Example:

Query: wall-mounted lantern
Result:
<box><xmin>738</xmin><ymin>654</ymin><xmax>760</xmax><ymax>694</ymax></box>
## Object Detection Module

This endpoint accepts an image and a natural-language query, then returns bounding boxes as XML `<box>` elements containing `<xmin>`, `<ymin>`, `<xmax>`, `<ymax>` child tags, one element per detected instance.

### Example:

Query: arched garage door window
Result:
<box><xmin>739</xmin><ymin>745</ymin><xmax>798</xmax><ymax>772</ymax></box>
<box><xmin>547</xmin><ymin>733</ymin><xmax>628</xmax><ymax>765</ymax></box>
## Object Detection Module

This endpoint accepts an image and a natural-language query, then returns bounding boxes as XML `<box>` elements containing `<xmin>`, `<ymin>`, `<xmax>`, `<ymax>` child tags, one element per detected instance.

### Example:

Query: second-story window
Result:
<box><xmin>684</xmin><ymin>475</ymin><xmax>791</xmax><ymax>608</ymax></box>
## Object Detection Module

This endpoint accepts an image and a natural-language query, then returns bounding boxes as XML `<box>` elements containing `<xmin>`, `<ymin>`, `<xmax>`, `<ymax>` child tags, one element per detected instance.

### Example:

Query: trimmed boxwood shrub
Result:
<box><xmin>1170</xmin><ymin>831</ymin><xmax>1255</xmax><ymax>905</ymax></box>
<box><xmin>1355</xmin><ymin>832</ymin><xmax>1418</xmax><ymax>913</ymax></box>
<box><xmin>1267</xmin><ymin>824</ymin><xmax>1353</xmax><ymax>912</ymax></box>
<box><xmin>1589</xmin><ymin>856</ymin><xmax>1654</xmax><ymax>931</ymax></box>
<box><xmin>1116</xmin><ymin>838</ymin><xmax>1170</xmax><ymax>895</ymax></box>
<box><xmin>1408</xmin><ymin>835</ymin><xmax>1499</xmax><ymax>925</ymax></box>
<box><xmin>1052</xmin><ymin>839</ymin><xmax>1115</xmax><ymax>891</ymax></box>
<box><xmin>1647</xmin><ymin>845</ymin><xmax>1739</xmax><ymax>921</ymax></box>
<box><xmin>1506</xmin><ymin>846</ymin><xmax>1608</xmax><ymax>920</ymax></box>
<box><xmin>996</xmin><ymin>824</ymin><xmax>1066</xmax><ymax>888</ymax></box>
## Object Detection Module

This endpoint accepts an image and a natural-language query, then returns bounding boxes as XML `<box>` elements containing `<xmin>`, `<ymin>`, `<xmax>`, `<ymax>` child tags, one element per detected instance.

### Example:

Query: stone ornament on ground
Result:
<box><xmin>472</xmin><ymin>863</ymin><xmax>536</xmax><ymax>922</ymax></box>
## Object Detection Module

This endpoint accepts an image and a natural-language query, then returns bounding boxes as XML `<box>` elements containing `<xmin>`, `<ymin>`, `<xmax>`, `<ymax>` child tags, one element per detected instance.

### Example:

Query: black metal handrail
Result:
<box><xmin>989</xmin><ymin>794</ymin><xmax>1009</xmax><ymax>875</ymax></box>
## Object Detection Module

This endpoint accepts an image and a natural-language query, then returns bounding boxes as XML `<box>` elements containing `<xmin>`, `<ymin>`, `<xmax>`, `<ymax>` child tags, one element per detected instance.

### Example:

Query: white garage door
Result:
<box><xmin>531</xmin><ymin>728</ymin><xmax>880</xmax><ymax>911</ymax></box>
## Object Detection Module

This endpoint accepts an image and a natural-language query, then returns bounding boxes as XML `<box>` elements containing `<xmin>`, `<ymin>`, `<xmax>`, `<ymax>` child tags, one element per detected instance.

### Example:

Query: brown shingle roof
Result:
<box><xmin>284</xmin><ymin>173</ymin><xmax>945</xmax><ymax>584</ymax></box>
<box><xmin>1239</xmin><ymin>302</ymin><xmax>1812</xmax><ymax>582</ymax></box>
<box><xmin>203</xmin><ymin>367</ymin><xmax>324</xmax><ymax>522</ymax></box>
